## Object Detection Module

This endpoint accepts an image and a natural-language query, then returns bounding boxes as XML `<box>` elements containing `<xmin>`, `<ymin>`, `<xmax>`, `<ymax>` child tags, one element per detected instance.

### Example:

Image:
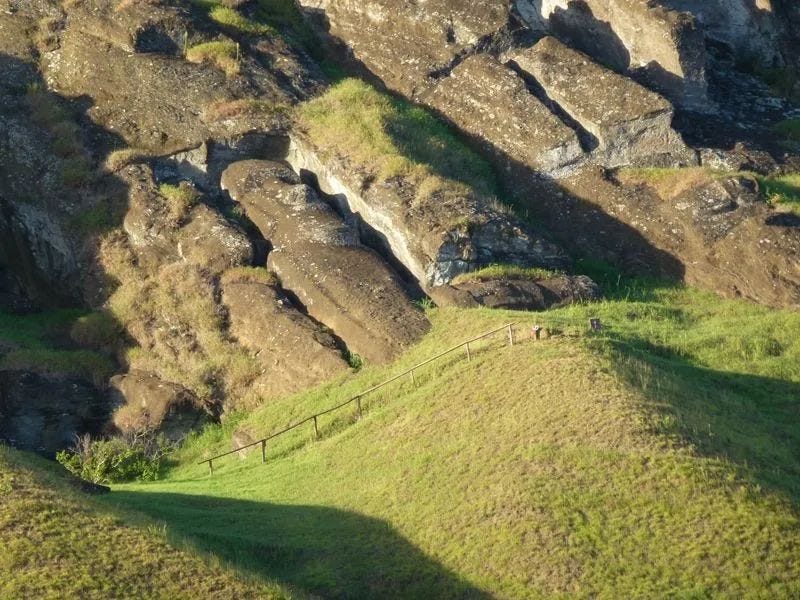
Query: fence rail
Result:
<box><xmin>199</xmin><ymin>322</ymin><xmax>519</xmax><ymax>474</ymax></box>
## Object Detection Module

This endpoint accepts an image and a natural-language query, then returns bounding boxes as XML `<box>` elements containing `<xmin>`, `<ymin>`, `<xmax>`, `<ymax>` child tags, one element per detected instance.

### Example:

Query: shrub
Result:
<box><xmin>56</xmin><ymin>431</ymin><xmax>171</xmax><ymax>484</ymax></box>
<box><xmin>185</xmin><ymin>40</ymin><xmax>240</xmax><ymax>76</ymax></box>
<box><xmin>773</xmin><ymin>118</ymin><xmax>800</xmax><ymax>143</ymax></box>
<box><xmin>60</xmin><ymin>156</ymin><xmax>93</xmax><ymax>188</ymax></box>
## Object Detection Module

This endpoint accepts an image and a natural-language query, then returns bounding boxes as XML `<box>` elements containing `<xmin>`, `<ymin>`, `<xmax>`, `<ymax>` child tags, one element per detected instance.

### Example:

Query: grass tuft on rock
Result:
<box><xmin>185</xmin><ymin>40</ymin><xmax>240</xmax><ymax>76</ymax></box>
<box><xmin>159</xmin><ymin>182</ymin><xmax>201</xmax><ymax>224</ymax></box>
<box><xmin>451</xmin><ymin>264</ymin><xmax>563</xmax><ymax>285</ymax></box>
<box><xmin>296</xmin><ymin>78</ymin><xmax>498</xmax><ymax>200</ymax></box>
<box><xmin>203</xmin><ymin>98</ymin><xmax>288</xmax><ymax>121</ymax></box>
<box><xmin>208</xmin><ymin>5</ymin><xmax>275</xmax><ymax>36</ymax></box>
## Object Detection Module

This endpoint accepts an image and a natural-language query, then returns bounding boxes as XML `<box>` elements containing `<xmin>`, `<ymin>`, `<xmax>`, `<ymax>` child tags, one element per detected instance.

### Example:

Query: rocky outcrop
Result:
<box><xmin>299</xmin><ymin>0</ymin><xmax>510</xmax><ymax>98</ymax></box>
<box><xmin>430</xmin><ymin>275</ymin><xmax>600</xmax><ymax>311</ymax></box>
<box><xmin>221</xmin><ymin>159</ymin><xmax>430</xmax><ymax>364</ymax></box>
<box><xmin>109</xmin><ymin>370</ymin><xmax>213</xmax><ymax>443</ymax></box>
<box><xmin>659</xmin><ymin>0</ymin><xmax>783</xmax><ymax>67</ymax></box>
<box><xmin>0</xmin><ymin>370</ymin><xmax>107</xmax><ymax>455</ymax></box>
<box><xmin>505</xmin><ymin>37</ymin><xmax>695</xmax><ymax>168</ymax></box>
<box><xmin>422</xmin><ymin>54</ymin><xmax>583</xmax><ymax>175</ymax></box>
<box><xmin>177</xmin><ymin>205</ymin><xmax>253</xmax><ymax>273</ymax></box>
<box><xmin>564</xmin><ymin>168</ymin><xmax>800</xmax><ymax>307</ymax></box>
<box><xmin>222</xmin><ymin>278</ymin><xmax>348</xmax><ymax>398</ymax></box>
<box><xmin>518</xmin><ymin>0</ymin><xmax>709</xmax><ymax>109</ymax></box>
<box><xmin>287</xmin><ymin>136</ymin><xmax>570</xmax><ymax>286</ymax></box>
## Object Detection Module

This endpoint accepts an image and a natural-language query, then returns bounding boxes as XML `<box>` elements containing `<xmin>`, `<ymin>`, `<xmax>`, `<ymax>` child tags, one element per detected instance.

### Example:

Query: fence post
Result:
<box><xmin>356</xmin><ymin>396</ymin><xmax>362</xmax><ymax>418</ymax></box>
<box><xmin>410</xmin><ymin>370</ymin><xmax>416</xmax><ymax>386</ymax></box>
<box><xmin>313</xmin><ymin>416</ymin><xmax>320</xmax><ymax>439</ymax></box>
<box><xmin>261</xmin><ymin>440</ymin><xmax>266</xmax><ymax>463</ymax></box>
<box><xmin>465</xmin><ymin>342</ymin><xmax>471</xmax><ymax>362</ymax></box>
<box><xmin>208</xmin><ymin>460</ymin><xmax>213</xmax><ymax>475</ymax></box>
<box><xmin>507</xmin><ymin>324</ymin><xmax>514</xmax><ymax>347</ymax></box>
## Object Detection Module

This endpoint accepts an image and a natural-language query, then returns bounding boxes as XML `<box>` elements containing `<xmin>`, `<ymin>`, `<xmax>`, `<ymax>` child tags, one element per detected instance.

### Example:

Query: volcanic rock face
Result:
<box><xmin>222</xmin><ymin>278</ymin><xmax>348</xmax><ymax>398</ymax></box>
<box><xmin>517</xmin><ymin>0</ymin><xmax>709</xmax><ymax>109</ymax></box>
<box><xmin>109</xmin><ymin>371</ymin><xmax>212</xmax><ymax>443</ymax></box>
<box><xmin>286</xmin><ymin>136</ymin><xmax>570</xmax><ymax>286</ymax></box>
<box><xmin>422</xmin><ymin>54</ymin><xmax>584</xmax><ymax>175</ymax></box>
<box><xmin>221</xmin><ymin>160</ymin><xmax>430</xmax><ymax>364</ymax></box>
<box><xmin>505</xmin><ymin>37</ymin><xmax>695</xmax><ymax>168</ymax></box>
<box><xmin>0</xmin><ymin>371</ymin><xmax>107</xmax><ymax>456</ymax></box>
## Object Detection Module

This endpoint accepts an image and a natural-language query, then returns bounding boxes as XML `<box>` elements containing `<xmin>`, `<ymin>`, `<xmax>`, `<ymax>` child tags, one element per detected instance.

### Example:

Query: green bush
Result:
<box><xmin>56</xmin><ymin>432</ymin><xmax>170</xmax><ymax>484</ymax></box>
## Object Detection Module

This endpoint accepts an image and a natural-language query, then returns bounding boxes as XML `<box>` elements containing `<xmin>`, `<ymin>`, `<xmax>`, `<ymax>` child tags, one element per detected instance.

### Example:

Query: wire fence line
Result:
<box><xmin>199</xmin><ymin>322</ymin><xmax>525</xmax><ymax>475</ymax></box>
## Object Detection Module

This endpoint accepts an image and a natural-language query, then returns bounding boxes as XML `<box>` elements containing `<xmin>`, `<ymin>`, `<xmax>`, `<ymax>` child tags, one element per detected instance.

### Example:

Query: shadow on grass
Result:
<box><xmin>601</xmin><ymin>337</ymin><xmax>800</xmax><ymax>504</ymax></box>
<box><xmin>106</xmin><ymin>491</ymin><xmax>490</xmax><ymax>600</ymax></box>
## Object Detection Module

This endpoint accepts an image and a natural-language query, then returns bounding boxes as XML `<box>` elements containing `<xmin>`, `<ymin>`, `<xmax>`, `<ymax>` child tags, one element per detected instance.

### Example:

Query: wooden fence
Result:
<box><xmin>199</xmin><ymin>322</ymin><xmax>519</xmax><ymax>475</ymax></box>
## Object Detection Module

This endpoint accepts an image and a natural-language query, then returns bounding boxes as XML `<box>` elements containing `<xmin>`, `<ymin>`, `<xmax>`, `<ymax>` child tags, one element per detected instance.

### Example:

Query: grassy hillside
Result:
<box><xmin>101</xmin><ymin>282</ymin><xmax>800</xmax><ymax>598</ymax></box>
<box><xmin>0</xmin><ymin>447</ymin><xmax>294</xmax><ymax>599</ymax></box>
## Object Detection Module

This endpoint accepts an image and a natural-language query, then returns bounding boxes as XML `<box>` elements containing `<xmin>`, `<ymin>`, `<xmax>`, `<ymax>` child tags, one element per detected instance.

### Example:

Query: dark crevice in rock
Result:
<box><xmin>504</xmin><ymin>58</ymin><xmax>599</xmax><ymax>153</ymax></box>
<box><xmin>427</xmin><ymin>13</ymin><xmax>534</xmax><ymax>83</ymax></box>
<box><xmin>296</xmin><ymin>167</ymin><xmax>428</xmax><ymax>302</ymax></box>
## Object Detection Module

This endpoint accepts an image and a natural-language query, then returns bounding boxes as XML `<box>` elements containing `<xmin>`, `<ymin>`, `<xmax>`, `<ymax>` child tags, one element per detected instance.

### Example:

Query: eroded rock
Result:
<box><xmin>222</xmin><ymin>279</ymin><xmax>348</xmax><ymax>399</ymax></box>
<box><xmin>109</xmin><ymin>370</ymin><xmax>213</xmax><ymax>442</ymax></box>
<box><xmin>287</xmin><ymin>136</ymin><xmax>570</xmax><ymax>286</ymax></box>
<box><xmin>431</xmin><ymin>275</ymin><xmax>599</xmax><ymax>311</ymax></box>
<box><xmin>506</xmin><ymin>37</ymin><xmax>695</xmax><ymax>168</ymax></box>
<box><xmin>0</xmin><ymin>370</ymin><xmax>107</xmax><ymax>455</ymax></box>
<box><xmin>518</xmin><ymin>0</ymin><xmax>709</xmax><ymax>109</ymax></box>
<box><xmin>221</xmin><ymin>159</ymin><xmax>430</xmax><ymax>364</ymax></box>
<box><xmin>422</xmin><ymin>53</ymin><xmax>583</xmax><ymax>175</ymax></box>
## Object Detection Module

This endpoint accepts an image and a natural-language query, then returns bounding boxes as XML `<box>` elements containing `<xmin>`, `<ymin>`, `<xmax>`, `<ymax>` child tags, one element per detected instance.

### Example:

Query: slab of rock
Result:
<box><xmin>659</xmin><ymin>0</ymin><xmax>783</xmax><ymax>67</ymax></box>
<box><xmin>221</xmin><ymin>160</ymin><xmax>430</xmax><ymax>364</ymax></box>
<box><xmin>177</xmin><ymin>205</ymin><xmax>253</xmax><ymax>274</ymax></box>
<box><xmin>0</xmin><ymin>370</ymin><xmax>107</xmax><ymax>456</ymax></box>
<box><xmin>109</xmin><ymin>370</ymin><xmax>213</xmax><ymax>443</ymax></box>
<box><xmin>506</xmin><ymin>37</ymin><xmax>695</xmax><ymax>168</ymax></box>
<box><xmin>287</xmin><ymin>136</ymin><xmax>570</xmax><ymax>287</ymax></box>
<box><xmin>120</xmin><ymin>164</ymin><xmax>181</xmax><ymax>268</ymax></box>
<box><xmin>518</xmin><ymin>0</ymin><xmax>709</xmax><ymax>109</ymax></box>
<box><xmin>222</xmin><ymin>279</ymin><xmax>348</xmax><ymax>399</ymax></box>
<box><xmin>430</xmin><ymin>275</ymin><xmax>599</xmax><ymax>311</ymax></box>
<box><xmin>298</xmin><ymin>0</ymin><xmax>510</xmax><ymax>97</ymax></box>
<box><xmin>422</xmin><ymin>54</ymin><xmax>584</xmax><ymax>175</ymax></box>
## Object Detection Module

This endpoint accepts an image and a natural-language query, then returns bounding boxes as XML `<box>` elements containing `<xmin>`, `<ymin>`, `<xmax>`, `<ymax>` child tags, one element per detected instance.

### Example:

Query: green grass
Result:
<box><xmin>185</xmin><ymin>40</ymin><xmax>240</xmax><ymax>76</ymax></box>
<box><xmin>0</xmin><ymin>310</ymin><xmax>117</xmax><ymax>385</ymax></box>
<box><xmin>209</xmin><ymin>6</ymin><xmax>275</xmax><ymax>36</ymax></box>
<box><xmin>296</xmin><ymin>78</ymin><xmax>498</xmax><ymax>200</ymax></box>
<box><xmin>451</xmin><ymin>264</ymin><xmax>562</xmax><ymax>285</ymax></box>
<box><xmin>0</xmin><ymin>447</ymin><xmax>291</xmax><ymax>599</ymax></box>
<box><xmin>759</xmin><ymin>172</ymin><xmax>800</xmax><ymax>213</ymax></box>
<box><xmin>618</xmin><ymin>166</ymin><xmax>800</xmax><ymax>213</ymax></box>
<box><xmin>103</xmin><ymin>285</ymin><xmax>800</xmax><ymax>598</ymax></box>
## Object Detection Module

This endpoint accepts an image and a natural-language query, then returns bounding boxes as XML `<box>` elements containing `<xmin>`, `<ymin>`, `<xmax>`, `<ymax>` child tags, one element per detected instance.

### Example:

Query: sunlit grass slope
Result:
<box><xmin>0</xmin><ymin>447</ymin><xmax>293</xmax><ymax>599</ymax></box>
<box><xmin>105</xmin><ymin>284</ymin><xmax>800</xmax><ymax>599</ymax></box>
